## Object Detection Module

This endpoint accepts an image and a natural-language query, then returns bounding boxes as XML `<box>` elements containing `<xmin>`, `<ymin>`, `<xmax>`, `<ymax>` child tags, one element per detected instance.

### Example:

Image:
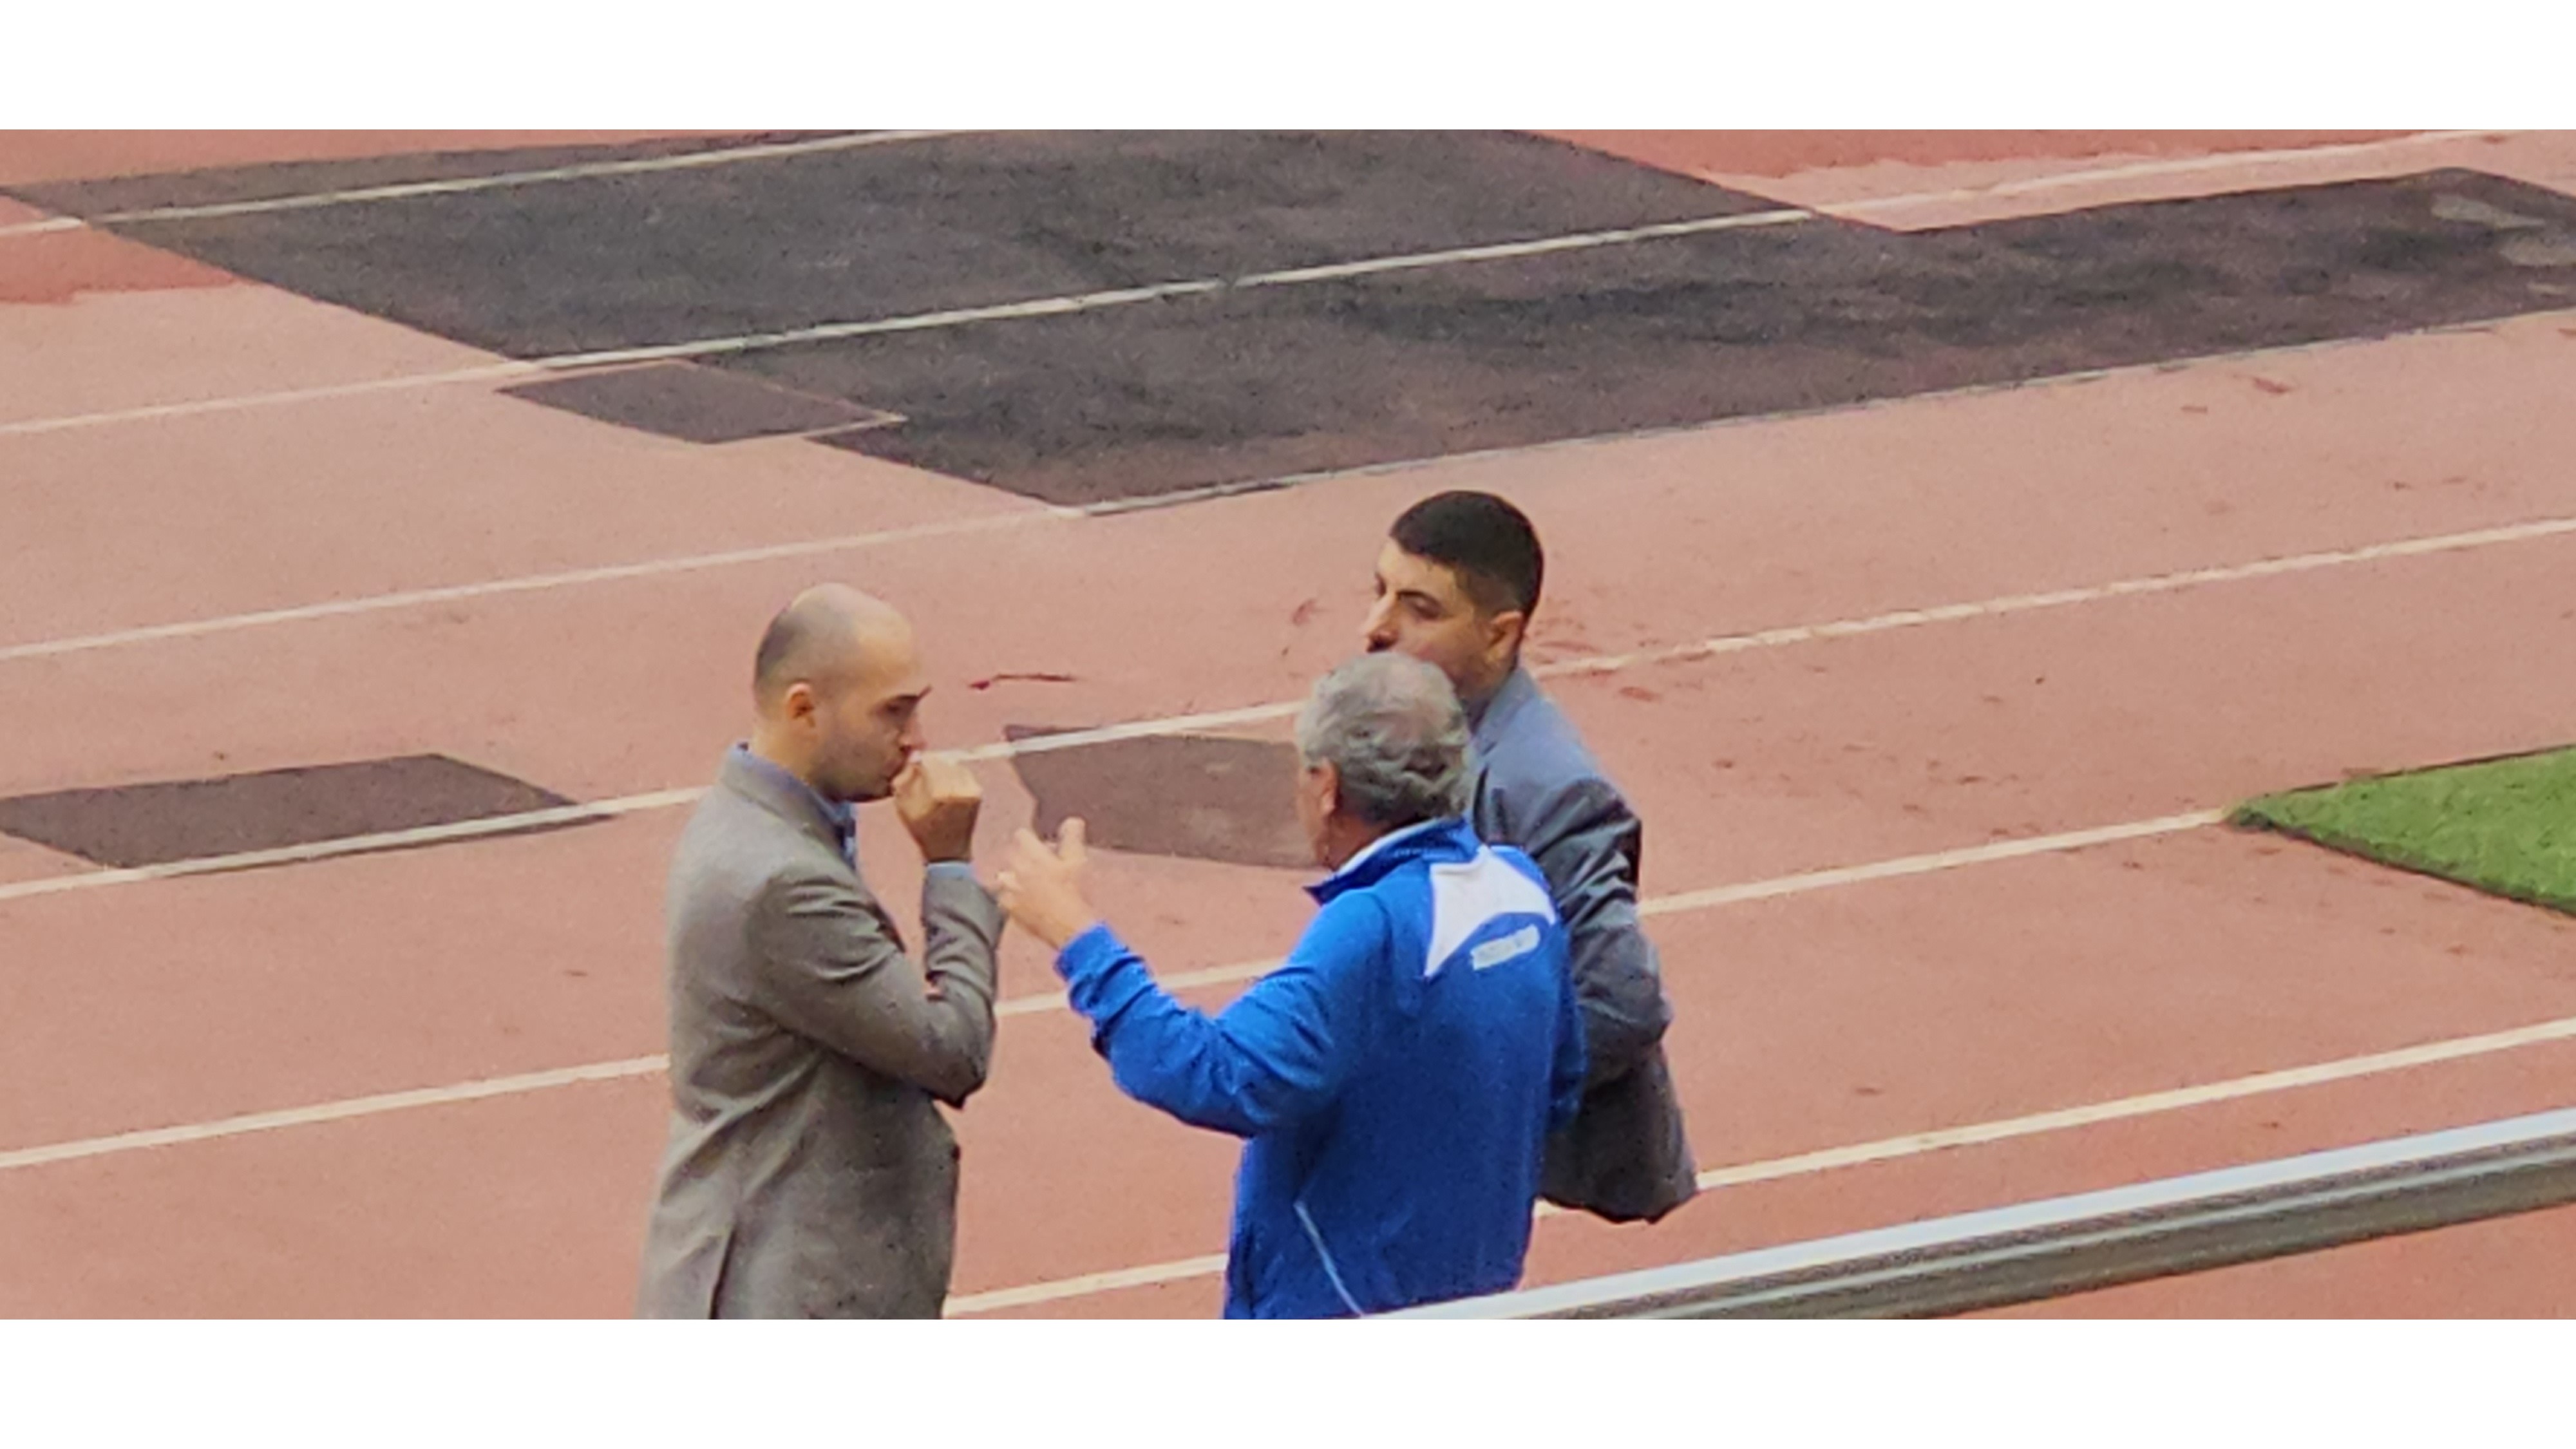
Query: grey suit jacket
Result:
<box><xmin>1470</xmin><ymin>667</ymin><xmax>1698</xmax><ymax>1224</ymax></box>
<box><xmin>635</xmin><ymin>749</ymin><xmax>1004</xmax><ymax>1318</ymax></box>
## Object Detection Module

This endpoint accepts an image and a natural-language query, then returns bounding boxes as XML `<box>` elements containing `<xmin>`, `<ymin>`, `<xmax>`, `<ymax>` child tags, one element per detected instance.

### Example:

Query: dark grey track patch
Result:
<box><xmin>0</xmin><ymin>755</ymin><xmax>579</xmax><ymax>868</ymax></box>
<box><xmin>24</xmin><ymin>133</ymin><xmax>2576</xmax><ymax>507</ymax></box>
<box><xmin>1006</xmin><ymin>727</ymin><xmax>1308</xmax><ymax>870</ymax></box>
<box><xmin>500</xmin><ymin>363</ymin><xmax>898</xmax><ymax>443</ymax></box>
<box><xmin>797</xmin><ymin>169</ymin><xmax>2576</xmax><ymax>504</ymax></box>
<box><xmin>22</xmin><ymin>131</ymin><xmax>1763</xmax><ymax>359</ymax></box>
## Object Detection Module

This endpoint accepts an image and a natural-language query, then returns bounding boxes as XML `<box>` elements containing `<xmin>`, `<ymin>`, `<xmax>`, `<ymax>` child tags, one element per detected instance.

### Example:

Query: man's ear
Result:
<box><xmin>782</xmin><ymin>680</ymin><xmax>818</xmax><ymax>725</ymax></box>
<box><xmin>1314</xmin><ymin>761</ymin><xmax>1341</xmax><ymax>820</ymax></box>
<box><xmin>1484</xmin><ymin>607</ymin><xmax>1528</xmax><ymax>661</ymax></box>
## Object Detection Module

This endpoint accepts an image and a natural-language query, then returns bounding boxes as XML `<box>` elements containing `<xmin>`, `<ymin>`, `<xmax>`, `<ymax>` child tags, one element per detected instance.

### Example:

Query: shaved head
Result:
<box><xmin>748</xmin><ymin>585</ymin><xmax>931</xmax><ymax>802</ymax></box>
<box><xmin>753</xmin><ymin>584</ymin><xmax>909</xmax><ymax>711</ymax></box>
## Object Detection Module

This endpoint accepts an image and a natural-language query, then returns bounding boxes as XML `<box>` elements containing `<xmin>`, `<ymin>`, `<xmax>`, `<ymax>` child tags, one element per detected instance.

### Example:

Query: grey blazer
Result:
<box><xmin>635</xmin><ymin>749</ymin><xmax>1004</xmax><ymax>1318</ymax></box>
<box><xmin>1470</xmin><ymin>667</ymin><xmax>1698</xmax><ymax>1224</ymax></box>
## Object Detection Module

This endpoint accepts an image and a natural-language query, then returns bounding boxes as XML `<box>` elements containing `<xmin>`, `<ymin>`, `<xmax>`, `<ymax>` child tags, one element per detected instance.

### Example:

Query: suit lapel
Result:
<box><xmin>716</xmin><ymin>750</ymin><xmax>909</xmax><ymax>947</ymax></box>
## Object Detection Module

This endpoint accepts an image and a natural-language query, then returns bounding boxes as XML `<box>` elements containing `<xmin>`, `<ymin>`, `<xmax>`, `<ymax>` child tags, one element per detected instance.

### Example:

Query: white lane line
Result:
<box><xmin>3</xmin><ymin>126</ymin><xmax>2491</xmax><ymax>243</ymax></box>
<box><xmin>1635</xmin><ymin>810</ymin><xmax>2227</xmax><ymax>916</ymax></box>
<box><xmin>0</xmin><ymin>1056</ymin><xmax>669</xmax><ymax>1173</ymax></box>
<box><xmin>544</xmin><ymin>208</ymin><xmax>1817</xmax><ymax>373</ymax></box>
<box><xmin>0</xmin><ymin>131</ymin><xmax>970</xmax><ymax>240</ymax></box>
<box><xmin>0</xmin><ymin>806</ymin><xmax>2220</xmax><ymax>1174</ymax></box>
<box><xmin>0</xmin><ymin>702</ymin><xmax>1316</xmax><ymax>906</ymax></box>
<box><xmin>0</xmin><ymin>360</ymin><xmax>549</xmax><ymax>439</ymax></box>
<box><xmin>1222</xmin><ymin>211</ymin><xmax>1814</xmax><ymax>289</ymax></box>
<box><xmin>0</xmin><ymin>214</ymin><xmax>84</xmax><ymax>237</ymax></box>
<box><xmin>999</xmin><ymin>811</ymin><xmax>2226</xmax><ymax>1020</ymax></box>
<box><xmin>534</xmin><ymin>279</ymin><xmax>1229</xmax><ymax>372</ymax></box>
<box><xmin>949</xmin><ymin>1011</ymin><xmax>2576</xmax><ymax>1313</ymax></box>
<box><xmin>947</xmin><ymin>1255</ymin><xmax>1235</xmax><ymax>1316</ymax></box>
<box><xmin>0</xmin><ymin>790</ymin><xmax>705</xmax><ymax>905</ymax></box>
<box><xmin>0</xmin><ymin>720</ymin><xmax>1319</xmax><ymax>906</ymax></box>
<box><xmin>1830</xmin><ymin>130</ymin><xmax>2516</xmax><ymax>218</ymax></box>
<box><xmin>14</xmin><ymin>793</ymin><xmax>2572</xmax><ymax>1310</ymax></box>
<box><xmin>1533</xmin><ymin>513</ymin><xmax>2576</xmax><ymax>685</ymax></box>
<box><xmin>5</xmin><ymin>124</ymin><xmax>2494</xmax><ymax>246</ymax></box>
<box><xmin>8</xmin><ymin>299</ymin><xmax>2565</xmax><ymax>664</ymax></box>
<box><xmin>0</xmin><ymin>507</ymin><xmax>1072</xmax><ymax>667</ymax></box>
<box><xmin>1682</xmin><ymin>1013</ymin><xmax>2576</xmax><ymax>1190</ymax></box>
<box><xmin>0</xmin><ymin>125</ymin><xmax>2524</xmax><ymax>428</ymax></box>
<box><xmin>0</xmin><ymin>207</ymin><xmax>1815</xmax><ymax>440</ymax></box>
<box><xmin>9</xmin><ymin>507</ymin><xmax>2575</xmax><ymax>904</ymax></box>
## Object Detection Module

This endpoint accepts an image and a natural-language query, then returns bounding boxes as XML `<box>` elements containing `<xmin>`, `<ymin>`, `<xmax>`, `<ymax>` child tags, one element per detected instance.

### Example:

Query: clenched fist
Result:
<box><xmin>892</xmin><ymin>753</ymin><xmax>982</xmax><ymax>864</ymax></box>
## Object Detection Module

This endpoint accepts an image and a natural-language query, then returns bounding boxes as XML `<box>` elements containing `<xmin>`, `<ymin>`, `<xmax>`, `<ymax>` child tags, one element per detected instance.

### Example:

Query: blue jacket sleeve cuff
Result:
<box><xmin>1056</xmin><ymin>922</ymin><xmax>1123</xmax><ymax>980</ymax></box>
<box><xmin>1054</xmin><ymin>922</ymin><xmax>1167</xmax><ymax>1039</ymax></box>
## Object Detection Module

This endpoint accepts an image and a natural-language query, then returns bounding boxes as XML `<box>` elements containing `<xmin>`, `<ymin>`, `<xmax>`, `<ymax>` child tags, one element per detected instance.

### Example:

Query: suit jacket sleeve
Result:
<box><xmin>1513</xmin><ymin>774</ymin><xmax>1673</xmax><ymax>1086</ymax></box>
<box><xmin>748</xmin><ymin>866</ymin><xmax>1003</xmax><ymax>1106</ymax></box>
<box><xmin>1049</xmin><ymin>896</ymin><xmax>1388</xmax><ymax>1139</ymax></box>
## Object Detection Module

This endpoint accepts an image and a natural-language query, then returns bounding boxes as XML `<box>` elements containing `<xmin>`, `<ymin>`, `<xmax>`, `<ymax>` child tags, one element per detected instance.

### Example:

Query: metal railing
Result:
<box><xmin>1388</xmin><ymin>1105</ymin><xmax>2576</xmax><ymax>1318</ymax></box>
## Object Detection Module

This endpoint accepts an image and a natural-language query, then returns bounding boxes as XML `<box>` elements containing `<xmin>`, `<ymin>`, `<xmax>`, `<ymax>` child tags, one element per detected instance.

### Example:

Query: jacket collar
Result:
<box><xmin>1468</xmin><ymin>664</ymin><xmax>1540</xmax><ymax>755</ymax></box>
<box><xmin>1307</xmin><ymin>816</ymin><xmax>1479</xmax><ymax>903</ymax></box>
<box><xmin>717</xmin><ymin>744</ymin><xmax>857</xmax><ymax>859</ymax></box>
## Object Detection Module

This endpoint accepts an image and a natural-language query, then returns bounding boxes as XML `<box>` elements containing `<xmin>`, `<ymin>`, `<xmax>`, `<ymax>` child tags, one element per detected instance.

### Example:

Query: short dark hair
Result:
<box><xmin>1388</xmin><ymin>491</ymin><xmax>1544</xmax><ymax>619</ymax></box>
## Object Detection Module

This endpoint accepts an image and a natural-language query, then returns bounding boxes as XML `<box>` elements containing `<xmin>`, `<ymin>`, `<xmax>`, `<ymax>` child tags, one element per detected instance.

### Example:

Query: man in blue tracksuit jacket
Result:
<box><xmin>997</xmin><ymin>652</ymin><xmax>1587</xmax><ymax>1318</ymax></box>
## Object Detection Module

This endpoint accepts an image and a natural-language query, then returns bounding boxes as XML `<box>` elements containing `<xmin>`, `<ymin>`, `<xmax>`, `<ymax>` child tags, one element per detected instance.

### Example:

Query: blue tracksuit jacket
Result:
<box><xmin>1050</xmin><ymin>816</ymin><xmax>1587</xmax><ymax>1317</ymax></box>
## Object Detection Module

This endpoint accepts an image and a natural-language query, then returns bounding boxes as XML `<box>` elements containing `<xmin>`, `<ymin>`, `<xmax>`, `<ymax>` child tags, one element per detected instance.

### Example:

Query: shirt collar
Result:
<box><xmin>730</xmin><ymin>743</ymin><xmax>857</xmax><ymax>858</ymax></box>
<box><xmin>1468</xmin><ymin>665</ymin><xmax>1537</xmax><ymax>752</ymax></box>
<box><xmin>1307</xmin><ymin>817</ymin><xmax>1473</xmax><ymax>902</ymax></box>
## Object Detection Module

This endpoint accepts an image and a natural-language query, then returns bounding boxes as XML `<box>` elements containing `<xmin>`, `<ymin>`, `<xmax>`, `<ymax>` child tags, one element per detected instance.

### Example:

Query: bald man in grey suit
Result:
<box><xmin>637</xmin><ymin>585</ymin><xmax>1003</xmax><ymax>1318</ymax></box>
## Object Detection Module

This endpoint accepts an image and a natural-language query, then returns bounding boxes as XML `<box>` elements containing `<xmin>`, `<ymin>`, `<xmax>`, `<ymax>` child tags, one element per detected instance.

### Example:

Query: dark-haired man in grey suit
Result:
<box><xmin>637</xmin><ymin>584</ymin><xmax>1001</xmax><ymax>1318</ymax></box>
<box><xmin>1362</xmin><ymin>491</ymin><xmax>1698</xmax><ymax>1224</ymax></box>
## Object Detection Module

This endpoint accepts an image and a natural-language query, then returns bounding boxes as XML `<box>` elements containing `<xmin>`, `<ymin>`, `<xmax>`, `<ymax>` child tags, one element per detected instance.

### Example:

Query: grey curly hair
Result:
<box><xmin>1294</xmin><ymin>653</ymin><xmax>1472</xmax><ymax>829</ymax></box>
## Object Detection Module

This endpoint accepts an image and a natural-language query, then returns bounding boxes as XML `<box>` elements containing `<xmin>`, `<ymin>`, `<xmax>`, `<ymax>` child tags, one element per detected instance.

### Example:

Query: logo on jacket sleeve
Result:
<box><xmin>1425</xmin><ymin>849</ymin><xmax>1558</xmax><ymax>978</ymax></box>
<box><xmin>1468</xmin><ymin>923</ymin><xmax>1544</xmax><ymax>972</ymax></box>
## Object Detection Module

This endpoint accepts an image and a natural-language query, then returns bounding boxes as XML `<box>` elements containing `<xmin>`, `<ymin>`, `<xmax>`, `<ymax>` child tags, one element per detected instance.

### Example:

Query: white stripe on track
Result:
<box><xmin>6</xmin><ymin>806</ymin><xmax>2222</xmax><ymax>1172</ymax></box>
<box><xmin>0</xmin><ymin>361</ymin><xmax>547</xmax><ymax>439</ymax></box>
<box><xmin>1533</xmin><ymin>515</ymin><xmax>2576</xmax><ymax>687</ymax></box>
<box><xmin>0</xmin><ymin>130</ymin><xmax>969</xmax><ymax>240</ymax></box>
<box><xmin>950</xmin><ymin>1010</ymin><xmax>2576</xmax><ymax>1313</ymax></box>
<box><xmin>0</xmin><ymin>124</ymin><xmax>2523</xmax><ymax>431</ymax></box>
<box><xmin>0</xmin><ymin>507</ymin><xmax>1072</xmax><ymax>666</ymax></box>
<box><xmin>6</xmin><ymin>305</ymin><xmax>2565</xmax><ymax>665</ymax></box>
<box><xmin>0</xmin><ymin>208</ymin><xmax>1814</xmax><ymax>440</ymax></box>
<box><xmin>1634</xmin><ymin>810</ymin><xmax>2226</xmax><ymax>916</ymax></box>
<box><xmin>0</xmin><ymin>789</ymin><xmax>705</xmax><ymax>905</ymax></box>
<box><xmin>0</xmin><ymin>1056</ymin><xmax>670</xmax><ymax>1173</ymax></box>
<box><xmin>995</xmin><ymin>811</ymin><xmax>2228</xmax><ymax>1021</ymax></box>
<box><xmin>946</xmin><ymin>1255</ymin><xmax>1235</xmax><ymax>1316</ymax></box>
<box><xmin>1685</xmin><ymin>1012</ymin><xmax>2576</xmax><ymax>1191</ymax></box>
<box><xmin>0</xmin><ymin>214</ymin><xmax>83</xmax><ymax>237</ymax></box>
<box><xmin>5</xmin><ymin>128</ymin><xmax>2499</xmax><ymax>242</ymax></box>
<box><xmin>1831</xmin><ymin>129</ymin><xmax>2515</xmax><ymax>218</ymax></box>
<box><xmin>15</xmin><ymin>799</ymin><xmax>2575</xmax><ymax>1312</ymax></box>
<box><xmin>8</xmin><ymin>508</ymin><xmax>2575</xmax><ymax>905</ymax></box>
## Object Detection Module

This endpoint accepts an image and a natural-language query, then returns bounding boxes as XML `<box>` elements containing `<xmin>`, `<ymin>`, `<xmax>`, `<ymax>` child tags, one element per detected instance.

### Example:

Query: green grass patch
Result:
<box><xmin>2232</xmin><ymin>746</ymin><xmax>2576</xmax><ymax>915</ymax></box>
